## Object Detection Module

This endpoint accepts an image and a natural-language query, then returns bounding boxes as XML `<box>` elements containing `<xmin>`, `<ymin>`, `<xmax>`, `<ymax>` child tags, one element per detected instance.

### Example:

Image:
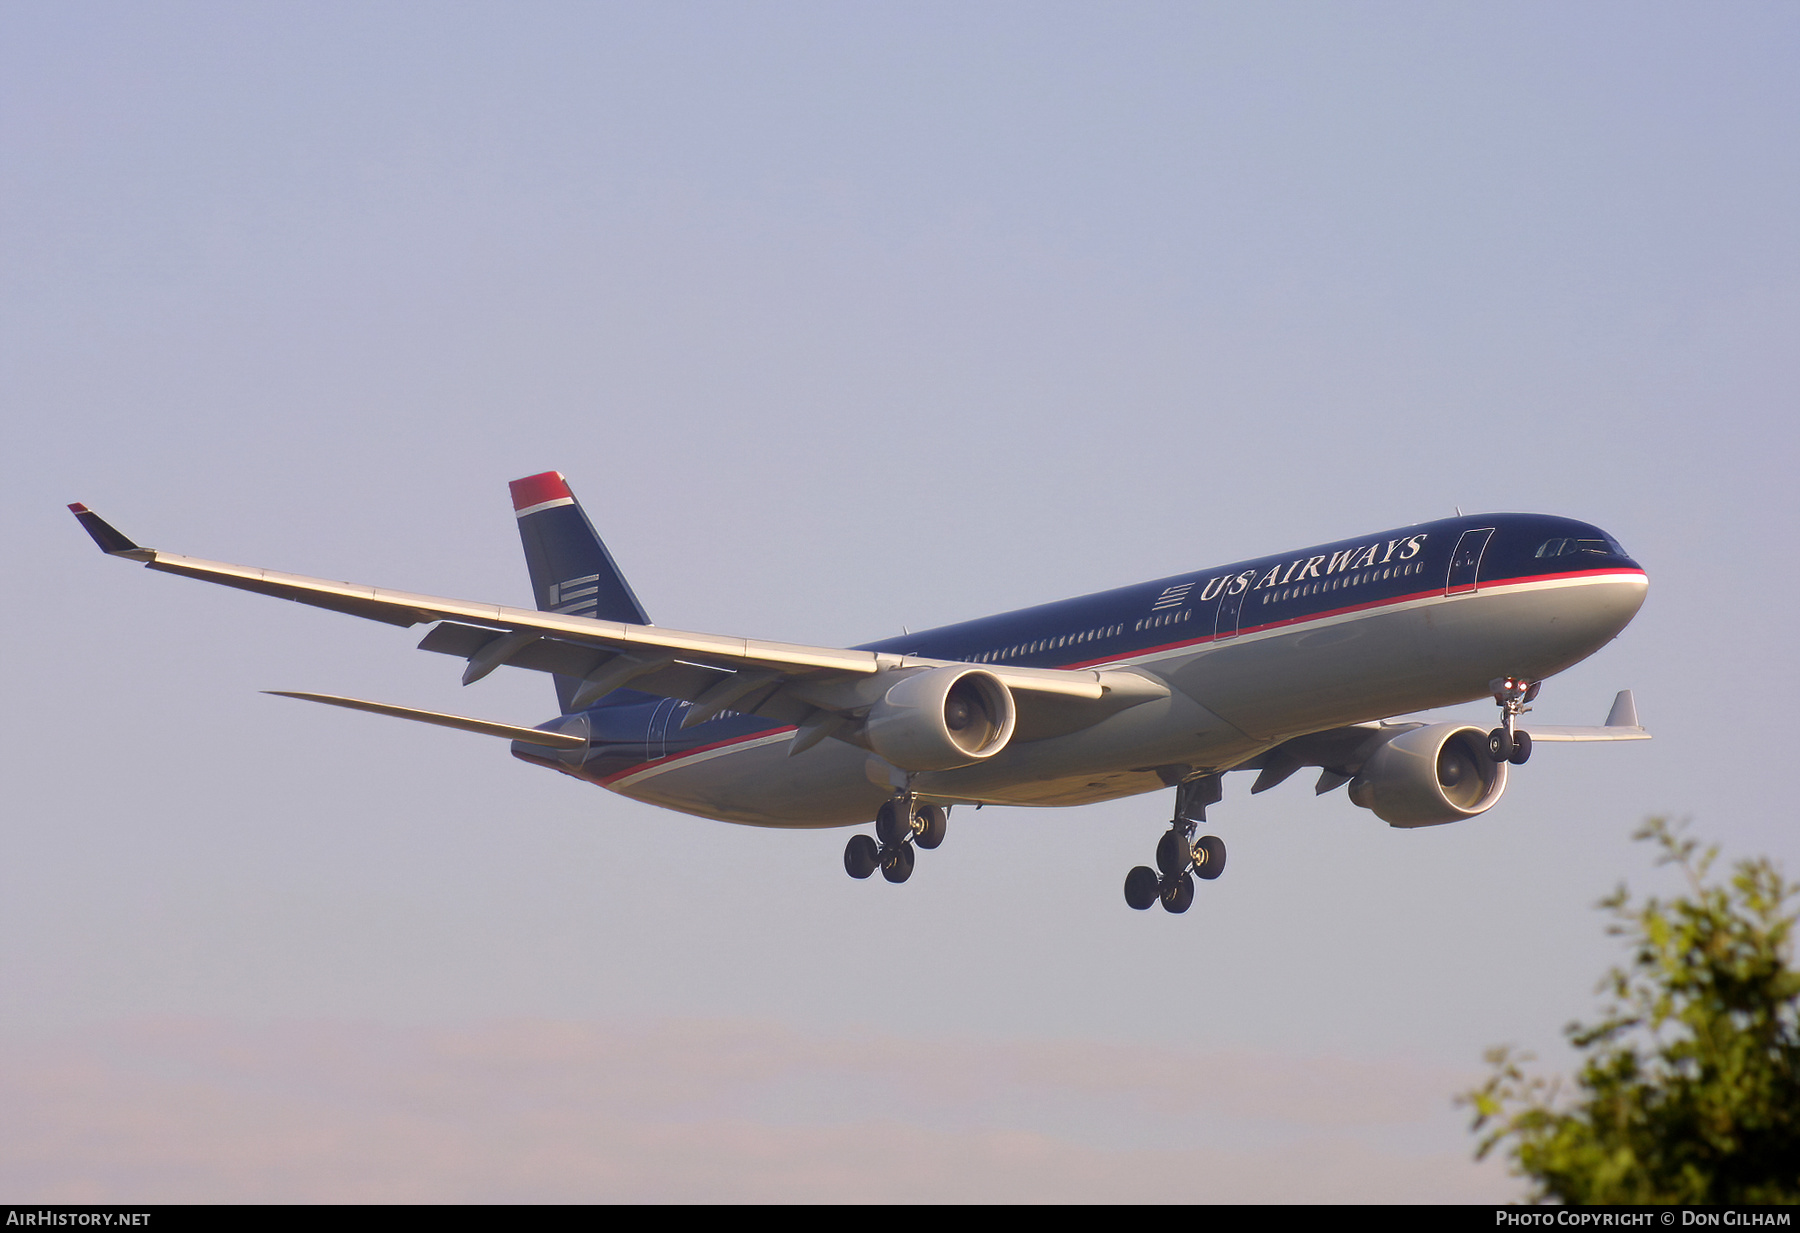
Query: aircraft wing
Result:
<box><xmin>1524</xmin><ymin>690</ymin><xmax>1650</xmax><ymax>741</ymax></box>
<box><xmin>1236</xmin><ymin>689</ymin><xmax>1650</xmax><ymax>796</ymax></box>
<box><xmin>70</xmin><ymin>505</ymin><xmax>1167</xmax><ymax>738</ymax></box>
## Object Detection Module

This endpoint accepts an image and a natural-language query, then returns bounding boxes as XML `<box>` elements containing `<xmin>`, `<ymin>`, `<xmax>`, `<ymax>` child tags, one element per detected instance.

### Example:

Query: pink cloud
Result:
<box><xmin>0</xmin><ymin>1019</ymin><xmax>1515</xmax><ymax>1202</ymax></box>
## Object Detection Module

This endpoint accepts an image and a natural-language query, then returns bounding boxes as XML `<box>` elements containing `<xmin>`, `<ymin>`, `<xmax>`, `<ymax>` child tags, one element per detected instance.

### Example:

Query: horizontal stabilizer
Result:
<box><xmin>264</xmin><ymin>691</ymin><xmax>586</xmax><ymax>748</ymax></box>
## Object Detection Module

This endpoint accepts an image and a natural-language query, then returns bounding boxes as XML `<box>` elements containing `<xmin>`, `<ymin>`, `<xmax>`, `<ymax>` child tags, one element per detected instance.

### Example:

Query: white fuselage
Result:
<box><xmin>605</xmin><ymin>569</ymin><xmax>1648</xmax><ymax>828</ymax></box>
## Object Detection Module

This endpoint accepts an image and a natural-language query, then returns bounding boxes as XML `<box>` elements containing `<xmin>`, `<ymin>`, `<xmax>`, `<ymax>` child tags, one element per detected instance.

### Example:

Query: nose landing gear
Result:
<box><xmin>1487</xmin><ymin>676</ymin><xmax>1539</xmax><ymax>765</ymax></box>
<box><xmin>844</xmin><ymin>795</ymin><xmax>948</xmax><ymax>885</ymax></box>
<box><xmin>1125</xmin><ymin>774</ymin><xmax>1227</xmax><ymax>914</ymax></box>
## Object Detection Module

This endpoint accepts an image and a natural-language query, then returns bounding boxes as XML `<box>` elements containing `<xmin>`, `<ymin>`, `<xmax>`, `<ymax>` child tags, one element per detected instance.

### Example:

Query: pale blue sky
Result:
<box><xmin>4</xmin><ymin>1</ymin><xmax>1796</xmax><ymax>1201</ymax></box>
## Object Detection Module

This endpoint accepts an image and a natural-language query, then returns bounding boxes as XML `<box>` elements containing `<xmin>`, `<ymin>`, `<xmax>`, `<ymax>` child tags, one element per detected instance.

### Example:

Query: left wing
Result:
<box><xmin>1526</xmin><ymin>690</ymin><xmax>1650</xmax><ymax>741</ymax></box>
<box><xmin>69</xmin><ymin>504</ymin><xmax>1168</xmax><ymax>742</ymax></box>
<box><xmin>1236</xmin><ymin>689</ymin><xmax>1651</xmax><ymax>796</ymax></box>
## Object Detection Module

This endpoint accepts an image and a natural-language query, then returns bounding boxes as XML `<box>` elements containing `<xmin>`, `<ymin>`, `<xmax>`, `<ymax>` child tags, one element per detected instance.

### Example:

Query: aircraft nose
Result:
<box><xmin>1568</xmin><ymin>569</ymin><xmax>1648</xmax><ymax>647</ymax></box>
<box><xmin>1596</xmin><ymin>526</ymin><xmax>1643</xmax><ymax>573</ymax></box>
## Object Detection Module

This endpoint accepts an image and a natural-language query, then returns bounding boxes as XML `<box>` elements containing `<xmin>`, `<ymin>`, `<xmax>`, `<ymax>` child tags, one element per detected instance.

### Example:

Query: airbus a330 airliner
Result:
<box><xmin>71</xmin><ymin>472</ymin><xmax>1649</xmax><ymax>913</ymax></box>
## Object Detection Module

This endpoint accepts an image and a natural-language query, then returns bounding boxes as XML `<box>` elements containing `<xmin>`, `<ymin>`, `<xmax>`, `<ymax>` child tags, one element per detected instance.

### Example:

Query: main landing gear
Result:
<box><xmin>1125</xmin><ymin>774</ymin><xmax>1227</xmax><ymax>914</ymax></box>
<box><xmin>844</xmin><ymin>796</ymin><xmax>947</xmax><ymax>885</ymax></box>
<box><xmin>1487</xmin><ymin>676</ymin><xmax>1539</xmax><ymax>765</ymax></box>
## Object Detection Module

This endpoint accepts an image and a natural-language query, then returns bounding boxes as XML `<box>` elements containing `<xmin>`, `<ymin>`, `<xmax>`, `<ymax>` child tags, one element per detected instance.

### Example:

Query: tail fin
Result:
<box><xmin>510</xmin><ymin>471</ymin><xmax>650</xmax><ymax>713</ymax></box>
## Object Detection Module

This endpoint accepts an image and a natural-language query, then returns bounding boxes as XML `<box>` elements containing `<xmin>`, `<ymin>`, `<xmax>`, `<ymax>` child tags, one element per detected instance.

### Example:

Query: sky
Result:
<box><xmin>3</xmin><ymin>0</ymin><xmax>1797</xmax><ymax>1203</ymax></box>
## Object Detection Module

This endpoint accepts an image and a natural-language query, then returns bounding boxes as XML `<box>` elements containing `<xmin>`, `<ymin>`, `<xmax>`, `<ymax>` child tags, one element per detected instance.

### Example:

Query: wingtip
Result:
<box><xmin>1605</xmin><ymin>689</ymin><xmax>1640</xmax><ymax>729</ymax></box>
<box><xmin>68</xmin><ymin>504</ymin><xmax>153</xmax><ymax>559</ymax></box>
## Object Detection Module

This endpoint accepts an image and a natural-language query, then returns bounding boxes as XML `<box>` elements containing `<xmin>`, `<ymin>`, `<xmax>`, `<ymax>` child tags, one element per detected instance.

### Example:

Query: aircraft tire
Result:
<box><xmin>1508</xmin><ymin>730</ymin><xmax>1533</xmax><ymax>765</ymax></box>
<box><xmin>915</xmin><ymin>804</ymin><xmax>947</xmax><ymax>850</ymax></box>
<box><xmin>1160</xmin><ymin>871</ymin><xmax>1195</xmax><ymax>914</ymax></box>
<box><xmin>1193</xmin><ymin>834</ymin><xmax>1227</xmax><ymax>881</ymax></box>
<box><xmin>875</xmin><ymin>800</ymin><xmax>910</xmax><ymax>846</ymax></box>
<box><xmin>1124</xmin><ymin>866</ymin><xmax>1159</xmax><ymax>911</ymax></box>
<box><xmin>844</xmin><ymin>834</ymin><xmax>879</xmax><ymax>880</ymax></box>
<box><xmin>881</xmin><ymin>842</ymin><xmax>915</xmax><ymax>884</ymax></box>
<box><xmin>1487</xmin><ymin>728</ymin><xmax>1514</xmax><ymax>763</ymax></box>
<box><xmin>1155</xmin><ymin>829</ymin><xmax>1190</xmax><ymax>875</ymax></box>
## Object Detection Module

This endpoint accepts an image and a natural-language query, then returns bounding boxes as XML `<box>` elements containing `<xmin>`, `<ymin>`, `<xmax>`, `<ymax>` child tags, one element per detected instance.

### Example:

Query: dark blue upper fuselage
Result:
<box><xmin>856</xmin><ymin>512</ymin><xmax>1638</xmax><ymax>667</ymax></box>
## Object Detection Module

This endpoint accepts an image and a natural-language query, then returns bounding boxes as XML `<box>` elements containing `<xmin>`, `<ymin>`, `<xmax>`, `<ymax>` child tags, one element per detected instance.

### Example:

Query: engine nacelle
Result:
<box><xmin>1347</xmin><ymin>723</ymin><xmax>1507</xmax><ymax>828</ymax></box>
<box><xmin>865</xmin><ymin>666</ymin><xmax>1017</xmax><ymax>772</ymax></box>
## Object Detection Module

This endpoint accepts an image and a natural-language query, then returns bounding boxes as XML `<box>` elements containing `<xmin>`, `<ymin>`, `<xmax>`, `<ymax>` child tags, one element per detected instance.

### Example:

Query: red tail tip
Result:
<box><xmin>509</xmin><ymin>472</ymin><xmax>572</xmax><ymax>512</ymax></box>
<box><xmin>69</xmin><ymin>502</ymin><xmax>89</xmax><ymax>514</ymax></box>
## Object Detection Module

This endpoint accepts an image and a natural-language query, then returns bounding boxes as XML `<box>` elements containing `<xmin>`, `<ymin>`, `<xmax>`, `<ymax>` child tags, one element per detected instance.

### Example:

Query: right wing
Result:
<box><xmin>70</xmin><ymin>504</ymin><xmax>1168</xmax><ymax>743</ymax></box>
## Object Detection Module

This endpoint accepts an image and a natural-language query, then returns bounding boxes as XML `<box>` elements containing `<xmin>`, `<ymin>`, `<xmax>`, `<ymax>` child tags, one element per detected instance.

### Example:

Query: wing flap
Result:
<box><xmin>1231</xmin><ymin>723</ymin><xmax>1397</xmax><ymax>795</ymax></box>
<box><xmin>150</xmin><ymin>557</ymin><xmax>442</xmax><ymax>627</ymax></box>
<box><xmin>1525</xmin><ymin>726</ymin><xmax>1650</xmax><ymax>742</ymax></box>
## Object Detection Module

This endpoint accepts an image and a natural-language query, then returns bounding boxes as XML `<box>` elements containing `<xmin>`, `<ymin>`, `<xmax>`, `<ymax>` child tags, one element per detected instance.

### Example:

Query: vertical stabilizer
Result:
<box><xmin>510</xmin><ymin>471</ymin><xmax>651</xmax><ymax>712</ymax></box>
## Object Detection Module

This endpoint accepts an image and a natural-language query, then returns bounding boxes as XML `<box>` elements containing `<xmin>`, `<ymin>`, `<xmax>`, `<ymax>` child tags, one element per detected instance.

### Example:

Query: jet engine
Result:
<box><xmin>1347</xmin><ymin>723</ymin><xmax>1507</xmax><ymax>828</ymax></box>
<box><xmin>864</xmin><ymin>666</ymin><xmax>1017</xmax><ymax>772</ymax></box>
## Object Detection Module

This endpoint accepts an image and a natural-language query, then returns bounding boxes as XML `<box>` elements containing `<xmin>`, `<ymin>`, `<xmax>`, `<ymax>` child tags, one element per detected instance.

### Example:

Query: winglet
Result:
<box><xmin>1605</xmin><ymin>689</ymin><xmax>1639</xmax><ymax>729</ymax></box>
<box><xmin>68</xmin><ymin>504</ymin><xmax>155</xmax><ymax>561</ymax></box>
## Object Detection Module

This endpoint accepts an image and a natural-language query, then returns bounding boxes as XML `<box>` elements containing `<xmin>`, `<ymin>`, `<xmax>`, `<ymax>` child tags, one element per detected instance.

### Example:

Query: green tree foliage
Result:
<box><xmin>1464</xmin><ymin>818</ymin><xmax>1800</xmax><ymax>1204</ymax></box>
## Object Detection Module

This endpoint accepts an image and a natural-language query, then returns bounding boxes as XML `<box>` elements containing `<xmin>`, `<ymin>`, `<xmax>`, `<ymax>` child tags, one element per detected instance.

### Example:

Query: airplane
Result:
<box><xmin>69</xmin><ymin>472</ymin><xmax>1650</xmax><ymax>913</ymax></box>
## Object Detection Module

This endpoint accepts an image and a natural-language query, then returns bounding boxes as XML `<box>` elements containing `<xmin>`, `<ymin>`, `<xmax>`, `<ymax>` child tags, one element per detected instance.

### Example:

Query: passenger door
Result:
<box><xmin>1446</xmin><ymin>528</ymin><xmax>1495</xmax><ymax>595</ymax></box>
<box><xmin>1214</xmin><ymin>570</ymin><xmax>1256</xmax><ymax>640</ymax></box>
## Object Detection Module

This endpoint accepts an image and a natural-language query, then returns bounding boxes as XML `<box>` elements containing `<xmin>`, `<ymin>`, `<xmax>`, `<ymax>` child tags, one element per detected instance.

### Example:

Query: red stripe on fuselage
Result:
<box><xmin>598</xmin><ymin>725</ymin><xmax>798</xmax><ymax>787</ymax></box>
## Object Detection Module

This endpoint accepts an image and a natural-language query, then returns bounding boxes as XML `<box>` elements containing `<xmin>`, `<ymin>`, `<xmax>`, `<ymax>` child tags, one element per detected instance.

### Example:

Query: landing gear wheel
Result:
<box><xmin>1192</xmin><ymin>834</ymin><xmax>1227</xmax><ymax>881</ymax></box>
<box><xmin>1124</xmin><ymin>866</ymin><xmax>1159</xmax><ymax>911</ymax></box>
<box><xmin>880</xmin><ymin>842</ymin><xmax>915</xmax><ymax>883</ymax></box>
<box><xmin>1160</xmin><ymin>871</ymin><xmax>1195</xmax><ymax>914</ymax></box>
<box><xmin>875</xmin><ymin>799</ymin><xmax>910</xmax><ymax>846</ymax></box>
<box><xmin>914</xmin><ymin>804</ymin><xmax>947</xmax><ymax>850</ymax></box>
<box><xmin>1155</xmin><ymin>830</ymin><xmax>1191</xmax><ymax>875</ymax></box>
<box><xmin>844</xmin><ymin>834</ymin><xmax>878</xmax><ymax>879</ymax></box>
<box><xmin>1489</xmin><ymin>678</ymin><xmax>1538</xmax><ymax>764</ymax></box>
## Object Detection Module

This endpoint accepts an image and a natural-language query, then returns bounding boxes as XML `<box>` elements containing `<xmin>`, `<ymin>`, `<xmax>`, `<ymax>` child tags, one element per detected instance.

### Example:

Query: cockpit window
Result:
<box><xmin>1535</xmin><ymin>537</ymin><xmax>1625</xmax><ymax>559</ymax></box>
